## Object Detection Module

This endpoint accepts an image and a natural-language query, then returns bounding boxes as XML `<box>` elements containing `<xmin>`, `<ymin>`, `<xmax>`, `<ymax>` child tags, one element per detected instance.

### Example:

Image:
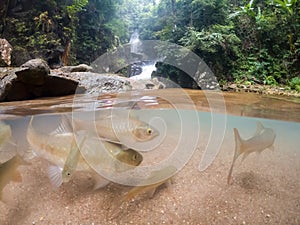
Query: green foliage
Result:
<box><xmin>289</xmin><ymin>77</ymin><xmax>300</xmax><ymax>91</ymax></box>
<box><xmin>67</xmin><ymin>0</ymin><xmax>89</xmax><ymax>17</ymax></box>
<box><xmin>181</xmin><ymin>24</ymin><xmax>241</xmax><ymax>79</ymax></box>
<box><xmin>264</xmin><ymin>76</ymin><xmax>278</xmax><ymax>86</ymax></box>
<box><xmin>1</xmin><ymin>0</ymin><xmax>299</xmax><ymax>87</ymax></box>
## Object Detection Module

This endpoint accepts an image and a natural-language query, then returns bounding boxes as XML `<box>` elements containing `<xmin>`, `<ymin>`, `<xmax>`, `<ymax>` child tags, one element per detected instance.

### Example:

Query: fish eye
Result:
<box><xmin>147</xmin><ymin>128</ymin><xmax>152</xmax><ymax>135</ymax></box>
<box><xmin>67</xmin><ymin>172</ymin><xmax>71</xmax><ymax>176</ymax></box>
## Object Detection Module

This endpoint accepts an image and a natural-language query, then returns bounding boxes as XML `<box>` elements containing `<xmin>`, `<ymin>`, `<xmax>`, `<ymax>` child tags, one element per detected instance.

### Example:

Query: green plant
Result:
<box><xmin>67</xmin><ymin>0</ymin><xmax>89</xmax><ymax>18</ymax></box>
<box><xmin>264</xmin><ymin>75</ymin><xmax>278</xmax><ymax>86</ymax></box>
<box><xmin>289</xmin><ymin>77</ymin><xmax>300</xmax><ymax>91</ymax></box>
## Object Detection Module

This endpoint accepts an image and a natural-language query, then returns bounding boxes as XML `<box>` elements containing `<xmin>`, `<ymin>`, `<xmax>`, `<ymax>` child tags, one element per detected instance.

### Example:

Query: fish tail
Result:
<box><xmin>227</xmin><ymin>128</ymin><xmax>243</xmax><ymax>185</ymax></box>
<box><xmin>233</xmin><ymin>128</ymin><xmax>243</xmax><ymax>159</ymax></box>
<box><xmin>29</xmin><ymin>116</ymin><xmax>34</xmax><ymax>128</ymax></box>
<box><xmin>0</xmin><ymin>190</ymin><xmax>2</xmax><ymax>201</ymax></box>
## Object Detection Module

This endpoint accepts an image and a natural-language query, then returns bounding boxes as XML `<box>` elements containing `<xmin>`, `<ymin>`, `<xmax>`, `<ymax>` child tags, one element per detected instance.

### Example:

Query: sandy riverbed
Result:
<box><xmin>0</xmin><ymin>129</ymin><xmax>299</xmax><ymax>225</ymax></box>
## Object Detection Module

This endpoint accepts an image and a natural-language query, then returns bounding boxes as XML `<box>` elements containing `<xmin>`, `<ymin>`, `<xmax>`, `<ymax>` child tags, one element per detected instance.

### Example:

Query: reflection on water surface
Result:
<box><xmin>1</xmin><ymin>89</ymin><xmax>300</xmax><ymax>122</ymax></box>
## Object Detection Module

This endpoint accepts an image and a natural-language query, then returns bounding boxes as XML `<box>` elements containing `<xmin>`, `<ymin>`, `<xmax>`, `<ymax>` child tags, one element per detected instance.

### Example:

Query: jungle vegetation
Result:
<box><xmin>0</xmin><ymin>0</ymin><xmax>299</xmax><ymax>89</ymax></box>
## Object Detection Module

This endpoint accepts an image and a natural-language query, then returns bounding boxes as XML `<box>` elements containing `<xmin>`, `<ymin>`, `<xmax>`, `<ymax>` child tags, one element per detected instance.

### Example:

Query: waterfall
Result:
<box><xmin>130</xmin><ymin>61</ymin><xmax>157</xmax><ymax>80</ymax></box>
<box><xmin>129</xmin><ymin>29</ymin><xmax>141</xmax><ymax>54</ymax></box>
<box><xmin>129</xmin><ymin>30</ymin><xmax>156</xmax><ymax>80</ymax></box>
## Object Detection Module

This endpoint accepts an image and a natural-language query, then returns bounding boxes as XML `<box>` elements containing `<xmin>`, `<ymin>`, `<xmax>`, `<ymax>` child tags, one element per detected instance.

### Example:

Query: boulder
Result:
<box><xmin>62</xmin><ymin>72</ymin><xmax>132</xmax><ymax>94</ymax></box>
<box><xmin>60</xmin><ymin>64</ymin><xmax>93</xmax><ymax>73</ymax></box>
<box><xmin>0</xmin><ymin>39</ymin><xmax>13</xmax><ymax>66</ymax></box>
<box><xmin>16</xmin><ymin>58</ymin><xmax>50</xmax><ymax>85</ymax></box>
<box><xmin>0</xmin><ymin>66</ymin><xmax>84</xmax><ymax>102</ymax></box>
<box><xmin>129</xmin><ymin>77</ymin><xmax>166</xmax><ymax>90</ymax></box>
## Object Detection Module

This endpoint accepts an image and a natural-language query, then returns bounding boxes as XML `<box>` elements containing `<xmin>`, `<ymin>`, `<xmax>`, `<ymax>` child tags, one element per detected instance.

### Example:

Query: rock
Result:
<box><xmin>0</xmin><ymin>67</ymin><xmax>83</xmax><ymax>102</ymax></box>
<box><xmin>61</xmin><ymin>72</ymin><xmax>132</xmax><ymax>94</ymax></box>
<box><xmin>129</xmin><ymin>77</ymin><xmax>166</xmax><ymax>90</ymax></box>
<box><xmin>0</xmin><ymin>39</ymin><xmax>13</xmax><ymax>66</ymax></box>
<box><xmin>16</xmin><ymin>58</ymin><xmax>50</xmax><ymax>85</ymax></box>
<box><xmin>129</xmin><ymin>63</ymin><xmax>143</xmax><ymax>76</ymax></box>
<box><xmin>152</xmin><ymin>76</ymin><xmax>181</xmax><ymax>88</ymax></box>
<box><xmin>60</xmin><ymin>64</ymin><xmax>93</xmax><ymax>73</ymax></box>
<box><xmin>11</xmin><ymin>46</ymin><xmax>31</xmax><ymax>66</ymax></box>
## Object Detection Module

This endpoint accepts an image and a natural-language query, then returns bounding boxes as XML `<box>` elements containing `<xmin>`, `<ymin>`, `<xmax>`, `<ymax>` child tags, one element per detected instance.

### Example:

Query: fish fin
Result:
<box><xmin>254</xmin><ymin>122</ymin><xmax>264</xmax><ymax>136</ymax></box>
<box><xmin>147</xmin><ymin>187</ymin><xmax>157</xmax><ymax>199</ymax></box>
<box><xmin>12</xmin><ymin>171</ymin><xmax>22</xmax><ymax>182</ymax></box>
<box><xmin>228</xmin><ymin>128</ymin><xmax>244</xmax><ymax>185</ymax></box>
<box><xmin>20</xmin><ymin>146</ymin><xmax>35</xmax><ymax>162</ymax></box>
<box><xmin>241</xmin><ymin>152</ymin><xmax>250</xmax><ymax>162</ymax></box>
<box><xmin>47</xmin><ymin>165</ymin><xmax>63</xmax><ymax>187</ymax></box>
<box><xmin>98</xmin><ymin>137</ymin><xmax>129</xmax><ymax>150</ymax></box>
<box><xmin>92</xmin><ymin>174</ymin><xmax>110</xmax><ymax>190</ymax></box>
<box><xmin>122</xmin><ymin>186</ymin><xmax>141</xmax><ymax>202</ymax></box>
<box><xmin>99</xmin><ymin>137</ymin><xmax>122</xmax><ymax>145</ymax></box>
<box><xmin>233</xmin><ymin>128</ymin><xmax>243</xmax><ymax>159</ymax></box>
<box><xmin>50</xmin><ymin>115</ymin><xmax>73</xmax><ymax>135</ymax></box>
<box><xmin>268</xmin><ymin>145</ymin><xmax>275</xmax><ymax>151</ymax></box>
<box><xmin>7</xmin><ymin>139</ymin><xmax>17</xmax><ymax>147</ymax></box>
<box><xmin>121</xmin><ymin>145</ymin><xmax>129</xmax><ymax>150</ymax></box>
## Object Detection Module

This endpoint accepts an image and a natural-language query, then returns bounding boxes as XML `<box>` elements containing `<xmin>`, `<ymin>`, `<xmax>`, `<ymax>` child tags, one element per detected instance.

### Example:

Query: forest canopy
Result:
<box><xmin>0</xmin><ymin>0</ymin><xmax>299</xmax><ymax>89</ymax></box>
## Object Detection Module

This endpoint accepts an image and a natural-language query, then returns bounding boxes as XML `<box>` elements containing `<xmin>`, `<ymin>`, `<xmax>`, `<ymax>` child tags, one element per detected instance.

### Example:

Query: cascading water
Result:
<box><xmin>129</xmin><ymin>29</ymin><xmax>141</xmax><ymax>54</ymax></box>
<box><xmin>130</xmin><ymin>61</ymin><xmax>157</xmax><ymax>80</ymax></box>
<box><xmin>128</xmin><ymin>30</ymin><xmax>157</xmax><ymax>80</ymax></box>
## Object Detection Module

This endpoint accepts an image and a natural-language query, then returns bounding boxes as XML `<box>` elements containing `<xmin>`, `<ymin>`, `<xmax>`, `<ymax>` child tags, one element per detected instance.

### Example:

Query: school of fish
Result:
<box><xmin>0</xmin><ymin>113</ymin><xmax>277</xmax><ymax>205</ymax></box>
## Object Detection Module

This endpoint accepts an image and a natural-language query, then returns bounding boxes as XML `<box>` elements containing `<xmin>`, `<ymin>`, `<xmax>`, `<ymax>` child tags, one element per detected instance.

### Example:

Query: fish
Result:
<box><xmin>0</xmin><ymin>121</ymin><xmax>16</xmax><ymax>152</ymax></box>
<box><xmin>73</xmin><ymin>111</ymin><xmax>159</xmax><ymax>147</ymax></box>
<box><xmin>61</xmin><ymin>135</ymin><xmax>86</xmax><ymax>183</ymax></box>
<box><xmin>78</xmin><ymin>135</ymin><xmax>143</xmax><ymax>176</ymax></box>
<box><xmin>0</xmin><ymin>154</ymin><xmax>30</xmax><ymax>201</ymax></box>
<box><xmin>227</xmin><ymin>122</ymin><xmax>276</xmax><ymax>184</ymax></box>
<box><xmin>121</xmin><ymin>165</ymin><xmax>177</xmax><ymax>203</ymax></box>
<box><xmin>27</xmin><ymin>115</ymin><xmax>143</xmax><ymax>189</ymax></box>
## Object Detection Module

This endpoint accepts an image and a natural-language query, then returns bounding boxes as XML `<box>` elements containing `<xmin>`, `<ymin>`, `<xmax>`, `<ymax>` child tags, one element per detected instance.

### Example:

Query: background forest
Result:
<box><xmin>0</xmin><ymin>0</ymin><xmax>299</xmax><ymax>90</ymax></box>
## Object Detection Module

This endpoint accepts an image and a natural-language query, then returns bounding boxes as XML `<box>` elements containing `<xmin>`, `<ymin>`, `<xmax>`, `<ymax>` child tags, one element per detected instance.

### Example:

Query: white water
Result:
<box><xmin>129</xmin><ymin>30</ymin><xmax>157</xmax><ymax>80</ymax></box>
<box><xmin>130</xmin><ymin>62</ymin><xmax>157</xmax><ymax>80</ymax></box>
<box><xmin>129</xmin><ymin>30</ymin><xmax>141</xmax><ymax>54</ymax></box>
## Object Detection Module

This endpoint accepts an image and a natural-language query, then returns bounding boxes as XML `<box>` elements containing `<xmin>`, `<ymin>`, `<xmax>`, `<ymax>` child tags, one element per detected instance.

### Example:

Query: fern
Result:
<box><xmin>67</xmin><ymin>0</ymin><xmax>89</xmax><ymax>17</ymax></box>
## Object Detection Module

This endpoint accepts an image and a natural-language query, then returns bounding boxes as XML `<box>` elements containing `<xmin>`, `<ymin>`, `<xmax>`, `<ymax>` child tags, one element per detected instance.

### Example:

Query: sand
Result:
<box><xmin>0</xmin><ymin>131</ymin><xmax>299</xmax><ymax>225</ymax></box>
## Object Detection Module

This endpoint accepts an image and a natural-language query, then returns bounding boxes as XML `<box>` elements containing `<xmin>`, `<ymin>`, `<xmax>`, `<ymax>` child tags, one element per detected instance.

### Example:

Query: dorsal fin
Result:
<box><xmin>254</xmin><ymin>122</ymin><xmax>264</xmax><ymax>136</ymax></box>
<box><xmin>51</xmin><ymin>115</ymin><xmax>73</xmax><ymax>135</ymax></box>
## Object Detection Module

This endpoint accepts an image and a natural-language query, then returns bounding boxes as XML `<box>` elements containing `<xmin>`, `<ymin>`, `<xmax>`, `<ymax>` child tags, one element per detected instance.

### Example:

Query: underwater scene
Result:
<box><xmin>0</xmin><ymin>89</ymin><xmax>299</xmax><ymax>224</ymax></box>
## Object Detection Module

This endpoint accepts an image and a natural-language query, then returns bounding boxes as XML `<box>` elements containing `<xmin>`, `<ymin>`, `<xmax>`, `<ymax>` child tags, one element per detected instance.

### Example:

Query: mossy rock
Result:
<box><xmin>11</xmin><ymin>46</ymin><xmax>31</xmax><ymax>66</ymax></box>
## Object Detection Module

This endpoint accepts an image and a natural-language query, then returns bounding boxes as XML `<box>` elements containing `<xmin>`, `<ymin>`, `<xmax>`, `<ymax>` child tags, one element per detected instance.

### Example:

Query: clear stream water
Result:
<box><xmin>0</xmin><ymin>89</ymin><xmax>299</xmax><ymax>224</ymax></box>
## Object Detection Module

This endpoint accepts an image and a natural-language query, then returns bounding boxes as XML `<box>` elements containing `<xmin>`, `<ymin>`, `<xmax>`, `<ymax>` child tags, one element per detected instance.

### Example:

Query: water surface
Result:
<box><xmin>0</xmin><ymin>89</ymin><xmax>299</xmax><ymax>224</ymax></box>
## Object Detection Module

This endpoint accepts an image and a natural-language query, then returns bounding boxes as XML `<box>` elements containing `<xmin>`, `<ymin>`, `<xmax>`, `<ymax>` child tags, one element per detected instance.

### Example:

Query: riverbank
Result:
<box><xmin>1</xmin><ymin>59</ymin><xmax>299</xmax><ymax>102</ymax></box>
<box><xmin>221</xmin><ymin>83</ymin><xmax>300</xmax><ymax>98</ymax></box>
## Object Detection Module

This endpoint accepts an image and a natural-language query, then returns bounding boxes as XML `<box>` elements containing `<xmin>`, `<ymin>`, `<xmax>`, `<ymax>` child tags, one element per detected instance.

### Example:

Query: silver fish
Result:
<box><xmin>227</xmin><ymin>122</ymin><xmax>276</xmax><ymax>184</ymax></box>
<box><xmin>0</xmin><ymin>121</ymin><xmax>12</xmax><ymax>147</ymax></box>
<box><xmin>73</xmin><ymin>112</ymin><xmax>159</xmax><ymax>147</ymax></box>
<box><xmin>0</xmin><ymin>154</ymin><xmax>30</xmax><ymax>201</ymax></box>
<box><xmin>27</xmin><ymin>116</ymin><xmax>143</xmax><ymax>189</ymax></box>
<box><xmin>121</xmin><ymin>165</ymin><xmax>177</xmax><ymax>202</ymax></box>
